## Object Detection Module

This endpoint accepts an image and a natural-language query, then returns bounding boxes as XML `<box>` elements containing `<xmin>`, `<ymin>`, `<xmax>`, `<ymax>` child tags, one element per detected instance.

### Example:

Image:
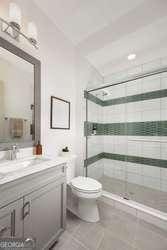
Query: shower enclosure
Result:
<box><xmin>84</xmin><ymin>60</ymin><xmax>167</xmax><ymax>215</ymax></box>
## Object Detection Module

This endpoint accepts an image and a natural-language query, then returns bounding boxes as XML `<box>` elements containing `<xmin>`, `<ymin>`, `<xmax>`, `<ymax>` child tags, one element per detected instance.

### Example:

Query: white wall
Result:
<box><xmin>0</xmin><ymin>0</ymin><xmax>103</xmax><ymax>170</ymax></box>
<box><xmin>75</xmin><ymin>55</ymin><xmax>103</xmax><ymax>175</ymax></box>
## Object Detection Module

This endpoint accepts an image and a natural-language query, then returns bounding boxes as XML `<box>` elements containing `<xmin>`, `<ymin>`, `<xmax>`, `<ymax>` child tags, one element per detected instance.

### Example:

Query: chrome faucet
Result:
<box><xmin>10</xmin><ymin>144</ymin><xmax>19</xmax><ymax>160</ymax></box>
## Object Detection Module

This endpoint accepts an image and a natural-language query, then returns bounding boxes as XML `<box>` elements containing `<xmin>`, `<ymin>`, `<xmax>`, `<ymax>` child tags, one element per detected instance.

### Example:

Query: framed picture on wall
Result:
<box><xmin>50</xmin><ymin>96</ymin><xmax>70</xmax><ymax>129</ymax></box>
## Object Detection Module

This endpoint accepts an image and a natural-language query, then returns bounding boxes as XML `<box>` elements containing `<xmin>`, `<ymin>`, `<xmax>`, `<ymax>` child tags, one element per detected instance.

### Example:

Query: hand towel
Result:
<box><xmin>9</xmin><ymin>118</ymin><xmax>23</xmax><ymax>138</ymax></box>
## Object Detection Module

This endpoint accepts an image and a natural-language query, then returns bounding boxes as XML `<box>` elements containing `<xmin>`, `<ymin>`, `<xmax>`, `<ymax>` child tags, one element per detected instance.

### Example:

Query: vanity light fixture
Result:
<box><xmin>28</xmin><ymin>22</ymin><xmax>38</xmax><ymax>46</ymax></box>
<box><xmin>128</xmin><ymin>54</ymin><xmax>136</xmax><ymax>60</ymax></box>
<box><xmin>0</xmin><ymin>2</ymin><xmax>38</xmax><ymax>49</ymax></box>
<box><xmin>9</xmin><ymin>2</ymin><xmax>22</xmax><ymax>31</ymax></box>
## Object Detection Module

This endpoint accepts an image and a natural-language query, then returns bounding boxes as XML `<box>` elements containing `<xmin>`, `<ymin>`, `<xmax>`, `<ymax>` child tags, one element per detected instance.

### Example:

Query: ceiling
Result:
<box><xmin>34</xmin><ymin>0</ymin><xmax>167</xmax><ymax>77</ymax></box>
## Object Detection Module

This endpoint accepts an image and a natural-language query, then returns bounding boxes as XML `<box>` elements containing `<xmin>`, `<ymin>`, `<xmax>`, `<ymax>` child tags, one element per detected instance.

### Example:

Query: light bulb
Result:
<box><xmin>128</xmin><ymin>54</ymin><xmax>136</xmax><ymax>61</ymax></box>
<box><xmin>9</xmin><ymin>2</ymin><xmax>22</xmax><ymax>29</ymax></box>
<box><xmin>28</xmin><ymin>22</ymin><xmax>38</xmax><ymax>45</ymax></box>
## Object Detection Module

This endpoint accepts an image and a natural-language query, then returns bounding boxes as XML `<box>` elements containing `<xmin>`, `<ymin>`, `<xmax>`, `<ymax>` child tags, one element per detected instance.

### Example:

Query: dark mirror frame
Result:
<box><xmin>0</xmin><ymin>36</ymin><xmax>41</xmax><ymax>151</ymax></box>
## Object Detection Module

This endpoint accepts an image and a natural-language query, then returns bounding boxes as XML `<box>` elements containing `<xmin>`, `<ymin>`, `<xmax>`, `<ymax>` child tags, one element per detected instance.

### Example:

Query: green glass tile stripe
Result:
<box><xmin>104</xmin><ymin>152</ymin><xmax>125</xmax><ymax>161</ymax></box>
<box><xmin>84</xmin><ymin>89</ymin><xmax>167</xmax><ymax>107</ymax></box>
<box><xmin>126</xmin><ymin>121</ymin><xmax>167</xmax><ymax>136</ymax></box>
<box><xmin>85</xmin><ymin>152</ymin><xmax>167</xmax><ymax>168</ymax></box>
<box><xmin>103</xmin><ymin>89</ymin><xmax>167</xmax><ymax>106</ymax></box>
<box><xmin>84</xmin><ymin>91</ymin><xmax>103</xmax><ymax>106</ymax></box>
<box><xmin>104</xmin><ymin>123</ymin><xmax>126</xmax><ymax>135</ymax></box>
<box><xmin>85</xmin><ymin>121</ymin><xmax>167</xmax><ymax>136</ymax></box>
<box><xmin>103</xmin><ymin>153</ymin><xmax>167</xmax><ymax>169</ymax></box>
<box><xmin>84</xmin><ymin>153</ymin><xmax>104</xmax><ymax>167</ymax></box>
<box><xmin>103</xmin><ymin>97</ymin><xmax>126</xmax><ymax>106</ymax></box>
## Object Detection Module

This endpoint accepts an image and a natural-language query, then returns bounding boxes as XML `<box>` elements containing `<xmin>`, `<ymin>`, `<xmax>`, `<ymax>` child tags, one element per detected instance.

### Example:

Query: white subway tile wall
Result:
<box><xmin>126</xmin><ymin>79</ymin><xmax>142</xmax><ymax>96</ymax></box>
<box><xmin>142</xmin><ymin>75</ymin><xmax>161</xmax><ymax>93</ymax></box>
<box><xmin>88</xmin><ymin>100</ymin><xmax>103</xmax><ymax>123</ymax></box>
<box><xmin>88</xmin><ymin>136</ymin><xmax>103</xmax><ymax>158</ymax></box>
<box><xmin>88</xmin><ymin>160</ymin><xmax>104</xmax><ymax>180</ymax></box>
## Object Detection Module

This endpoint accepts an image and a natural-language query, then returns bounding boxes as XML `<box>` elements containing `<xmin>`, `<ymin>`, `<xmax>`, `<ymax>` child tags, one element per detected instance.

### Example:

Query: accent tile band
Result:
<box><xmin>84</xmin><ymin>91</ymin><xmax>103</xmax><ymax>106</ymax></box>
<box><xmin>85</xmin><ymin>153</ymin><xmax>104</xmax><ymax>166</ymax></box>
<box><xmin>84</xmin><ymin>152</ymin><xmax>167</xmax><ymax>168</ymax></box>
<box><xmin>85</xmin><ymin>121</ymin><xmax>167</xmax><ymax>136</ymax></box>
<box><xmin>85</xmin><ymin>89</ymin><xmax>167</xmax><ymax>107</ymax></box>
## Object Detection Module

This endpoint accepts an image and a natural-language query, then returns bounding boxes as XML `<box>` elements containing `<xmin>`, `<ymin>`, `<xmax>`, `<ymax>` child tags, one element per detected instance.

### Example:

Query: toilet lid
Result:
<box><xmin>71</xmin><ymin>176</ymin><xmax>102</xmax><ymax>192</ymax></box>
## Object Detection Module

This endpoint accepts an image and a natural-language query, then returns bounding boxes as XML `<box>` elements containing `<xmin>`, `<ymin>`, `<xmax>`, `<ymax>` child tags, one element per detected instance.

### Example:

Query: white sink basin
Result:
<box><xmin>0</xmin><ymin>173</ymin><xmax>5</xmax><ymax>179</ymax></box>
<box><xmin>0</xmin><ymin>157</ymin><xmax>51</xmax><ymax>176</ymax></box>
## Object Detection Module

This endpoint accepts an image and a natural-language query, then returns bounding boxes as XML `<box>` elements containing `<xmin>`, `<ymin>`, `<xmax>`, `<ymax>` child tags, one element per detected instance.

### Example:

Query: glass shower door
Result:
<box><xmin>85</xmin><ymin>62</ymin><xmax>167</xmax><ymax>214</ymax></box>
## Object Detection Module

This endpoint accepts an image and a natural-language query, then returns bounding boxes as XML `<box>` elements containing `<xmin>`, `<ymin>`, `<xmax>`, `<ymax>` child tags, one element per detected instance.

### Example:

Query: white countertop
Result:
<box><xmin>0</xmin><ymin>155</ymin><xmax>67</xmax><ymax>186</ymax></box>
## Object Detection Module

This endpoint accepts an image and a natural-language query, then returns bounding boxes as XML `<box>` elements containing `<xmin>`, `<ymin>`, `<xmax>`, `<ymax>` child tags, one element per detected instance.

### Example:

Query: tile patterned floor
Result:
<box><xmin>100</xmin><ymin>175</ymin><xmax>167</xmax><ymax>213</ymax></box>
<box><xmin>52</xmin><ymin>202</ymin><xmax>167</xmax><ymax>250</ymax></box>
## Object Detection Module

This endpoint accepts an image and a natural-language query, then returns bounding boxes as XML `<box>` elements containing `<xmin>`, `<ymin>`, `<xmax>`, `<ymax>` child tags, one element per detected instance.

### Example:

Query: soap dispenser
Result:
<box><xmin>35</xmin><ymin>141</ymin><xmax>42</xmax><ymax>155</ymax></box>
<box><xmin>92</xmin><ymin>124</ymin><xmax>97</xmax><ymax>135</ymax></box>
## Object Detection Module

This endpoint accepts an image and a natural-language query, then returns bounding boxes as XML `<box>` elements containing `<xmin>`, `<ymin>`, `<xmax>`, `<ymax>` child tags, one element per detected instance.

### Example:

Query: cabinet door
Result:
<box><xmin>24</xmin><ymin>180</ymin><xmax>66</xmax><ymax>250</ymax></box>
<box><xmin>0</xmin><ymin>199</ymin><xmax>23</xmax><ymax>238</ymax></box>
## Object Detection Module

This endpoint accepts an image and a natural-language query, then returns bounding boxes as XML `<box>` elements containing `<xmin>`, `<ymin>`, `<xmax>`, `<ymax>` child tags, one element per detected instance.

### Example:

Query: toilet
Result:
<box><xmin>65</xmin><ymin>156</ymin><xmax>102</xmax><ymax>222</ymax></box>
<box><xmin>70</xmin><ymin>176</ymin><xmax>102</xmax><ymax>222</ymax></box>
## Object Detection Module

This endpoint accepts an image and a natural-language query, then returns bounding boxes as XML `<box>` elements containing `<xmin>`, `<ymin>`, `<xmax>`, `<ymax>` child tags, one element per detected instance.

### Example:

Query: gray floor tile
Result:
<box><xmin>53</xmin><ymin>202</ymin><xmax>167</xmax><ymax>250</ymax></box>
<box><xmin>98</xmin><ymin>201</ymin><xmax>116</xmax><ymax>221</ymax></box>
<box><xmin>73</xmin><ymin>220</ymin><xmax>105</xmax><ymax>250</ymax></box>
<box><xmin>66</xmin><ymin>211</ymin><xmax>81</xmax><ymax>234</ymax></box>
<box><xmin>138</xmin><ymin>219</ymin><xmax>167</xmax><ymax>238</ymax></box>
<box><xmin>52</xmin><ymin>231</ymin><xmax>71</xmax><ymax>250</ymax></box>
<box><xmin>97</xmin><ymin>229</ymin><xmax>137</xmax><ymax>250</ymax></box>
<box><xmin>54</xmin><ymin>237</ymin><xmax>88</xmax><ymax>250</ymax></box>
<box><xmin>134</xmin><ymin>219</ymin><xmax>167</xmax><ymax>250</ymax></box>
<box><xmin>53</xmin><ymin>230</ymin><xmax>88</xmax><ymax>250</ymax></box>
<box><xmin>100</xmin><ymin>209</ymin><xmax>138</xmax><ymax>245</ymax></box>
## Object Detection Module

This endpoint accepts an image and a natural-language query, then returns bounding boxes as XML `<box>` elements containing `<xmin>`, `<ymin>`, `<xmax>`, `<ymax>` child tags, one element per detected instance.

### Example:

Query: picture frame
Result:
<box><xmin>50</xmin><ymin>96</ymin><xmax>70</xmax><ymax>129</ymax></box>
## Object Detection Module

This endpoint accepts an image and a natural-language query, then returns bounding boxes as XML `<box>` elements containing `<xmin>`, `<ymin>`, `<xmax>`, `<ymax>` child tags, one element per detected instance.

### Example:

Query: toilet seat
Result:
<box><xmin>71</xmin><ymin>185</ymin><xmax>101</xmax><ymax>194</ymax></box>
<box><xmin>71</xmin><ymin>176</ymin><xmax>102</xmax><ymax>193</ymax></box>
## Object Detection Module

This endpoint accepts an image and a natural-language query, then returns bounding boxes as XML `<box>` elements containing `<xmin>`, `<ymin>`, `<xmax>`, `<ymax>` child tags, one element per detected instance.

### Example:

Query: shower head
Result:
<box><xmin>102</xmin><ymin>89</ymin><xmax>110</xmax><ymax>96</ymax></box>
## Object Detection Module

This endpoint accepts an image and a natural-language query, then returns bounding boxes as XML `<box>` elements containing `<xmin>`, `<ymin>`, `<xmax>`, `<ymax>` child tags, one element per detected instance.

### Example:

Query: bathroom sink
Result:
<box><xmin>0</xmin><ymin>173</ymin><xmax>5</xmax><ymax>179</ymax></box>
<box><xmin>0</xmin><ymin>157</ymin><xmax>51</xmax><ymax>175</ymax></box>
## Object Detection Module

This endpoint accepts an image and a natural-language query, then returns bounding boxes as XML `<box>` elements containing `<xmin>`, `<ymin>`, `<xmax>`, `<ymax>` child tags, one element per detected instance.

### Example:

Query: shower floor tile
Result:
<box><xmin>52</xmin><ymin>203</ymin><xmax>167</xmax><ymax>250</ymax></box>
<box><xmin>100</xmin><ymin>175</ymin><xmax>167</xmax><ymax>213</ymax></box>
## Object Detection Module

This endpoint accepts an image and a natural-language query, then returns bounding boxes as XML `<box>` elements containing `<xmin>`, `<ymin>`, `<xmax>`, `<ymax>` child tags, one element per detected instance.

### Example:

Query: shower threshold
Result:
<box><xmin>99</xmin><ymin>175</ymin><xmax>167</xmax><ymax>230</ymax></box>
<box><xmin>100</xmin><ymin>175</ymin><xmax>167</xmax><ymax>213</ymax></box>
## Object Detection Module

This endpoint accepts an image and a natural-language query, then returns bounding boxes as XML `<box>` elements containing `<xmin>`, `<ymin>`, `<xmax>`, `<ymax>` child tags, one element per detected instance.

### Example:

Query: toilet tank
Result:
<box><xmin>64</xmin><ymin>155</ymin><xmax>76</xmax><ymax>183</ymax></box>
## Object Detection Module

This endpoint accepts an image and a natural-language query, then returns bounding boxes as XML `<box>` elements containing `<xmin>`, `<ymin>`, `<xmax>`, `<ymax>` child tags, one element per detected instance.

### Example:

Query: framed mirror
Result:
<box><xmin>0</xmin><ymin>37</ymin><xmax>41</xmax><ymax>150</ymax></box>
<box><xmin>50</xmin><ymin>96</ymin><xmax>70</xmax><ymax>129</ymax></box>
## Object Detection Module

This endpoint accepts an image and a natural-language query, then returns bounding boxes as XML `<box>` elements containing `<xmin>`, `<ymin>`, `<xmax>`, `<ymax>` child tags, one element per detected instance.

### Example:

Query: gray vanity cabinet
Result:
<box><xmin>0</xmin><ymin>200</ymin><xmax>23</xmax><ymax>238</ymax></box>
<box><xmin>23</xmin><ymin>179</ymin><xmax>66</xmax><ymax>250</ymax></box>
<box><xmin>0</xmin><ymin>163</ymin><xmax>66</xmax><ymax>249</ymax></box>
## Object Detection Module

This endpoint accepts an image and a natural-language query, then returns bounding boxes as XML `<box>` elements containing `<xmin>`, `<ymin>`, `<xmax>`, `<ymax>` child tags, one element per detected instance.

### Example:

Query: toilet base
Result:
<box><xmin>78</xmin><ymin>198</ymin><xmax>100</xmax><ymax>222</ymax></box>
<box><xmin>67</xmin><ymin>184</ymin><xmax>101</xmax><ymax>223</ymax></box>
